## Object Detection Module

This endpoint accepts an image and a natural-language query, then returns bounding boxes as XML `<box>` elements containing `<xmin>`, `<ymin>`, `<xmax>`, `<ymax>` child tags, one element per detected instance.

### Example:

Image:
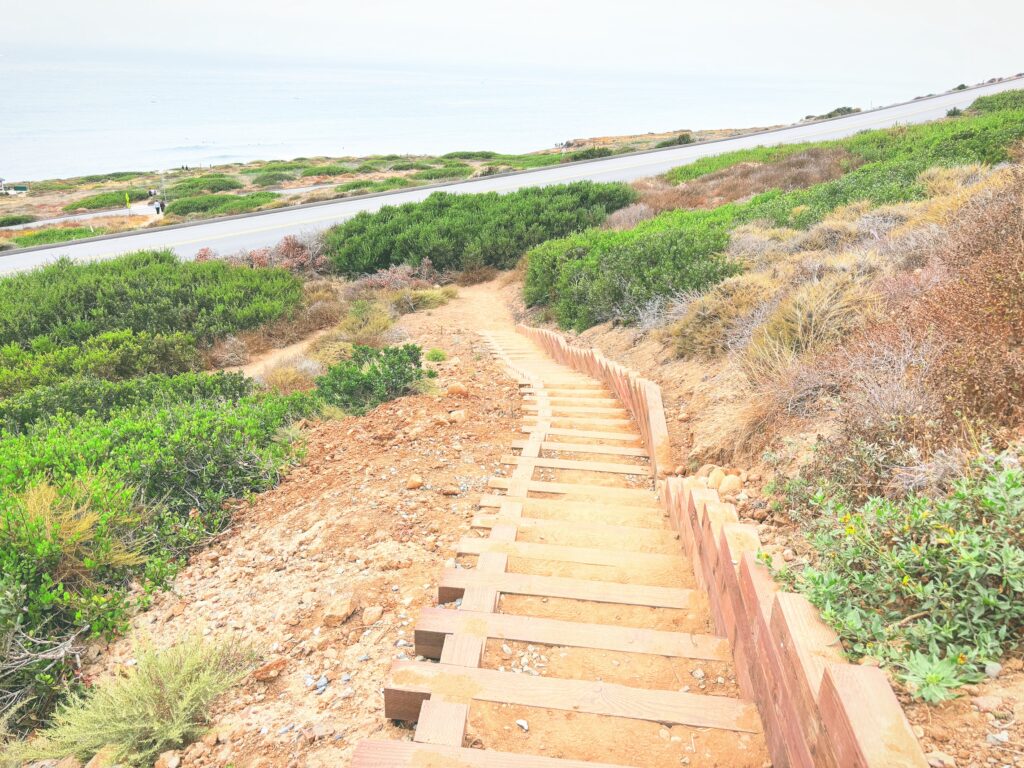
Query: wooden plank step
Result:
<box><xmin>352</xmin><ymin>740</ymin><xmax>634</xmax><ymax>768</ymax></box>
<box><xmin>524</xmin><ymin>395</ymin><xmax>619</xmax><ymax>406</ymax></box>
<box><xmin>456</xmin><ymin>536</ymin><xmax>680</xmax><ymax>569</ymax></box>
<box><xmin>385</xmin><ymin>661</ymin><xmax>762</xmax><ymax>733</ymax></box>
<box><xmin>523</xmin><ymin>403</ymin><xmax>627</xmax><ymax>416</ymax></box>
<box><xmin>438</xmin><ymin>568</ymin><xmax>694</xmax><ymax>608</ymax></box>
<box><xmin>522</xmin><ymin>415</ymin><xmax>634</xmax><ymax>428</ymax></box>
<box><xmin>488</xmin><ymin>478</ymin><xmax>655</xmax><ymax>500</ymax></box>
<box><xmin>414</xmin><ymin>607</ymin><xmax>730</xmax><ymax>661</ymax></box>
<box><xmin>478</xmin><ymin>493</ymin><xmax>661</xmax><ymax>516</ymax></box>
<box><xmin>511</xmin><ymin>440</ymin><xmax>648</xmax><ymax>458</ymax></box>
<box><xmin>473</xmin><ymin>515</ymin><xmax>676</xmax><ymax>544</ymax></box>
<box><xmin>521</xmin><ymin>426</ymin><xmax>642</xmax><ymax>442</ymax></box>
<box><xmin>501</xmin><ymin>455</ymin><xmax>650</xmax><ymax>476</ymax></box>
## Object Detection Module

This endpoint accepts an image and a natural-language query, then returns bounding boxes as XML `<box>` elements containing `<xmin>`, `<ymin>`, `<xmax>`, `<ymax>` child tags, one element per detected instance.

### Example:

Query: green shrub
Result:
<box><xmin>0</xmin><ymin>372</ymin><xmax>253</xmax><ymax>433</ymax></box>
<box><xmin>530</xmin><ymin>108</ymin><xmax>1024</xmax><ymax>330</ymax></box>
<box><xmin>0</xmin><ymin>330</ymin><xmax>199</xmax><ymax>398</ymax></box>
<box><xmin>165</xmin><ymin>192</ymin><xmax>278</xmax><ymax>217</ymax></box>
<box><xmin>251</xmin><ymin>171</ymin><xmax>294</xmax><ymax>186</ymax></box>
<box><xmin>655</xmin><ymin>133</ymin><xmax>695</xmax><ymax>148</ymax></box>
<box><xmin>166</xmin><ymin>174</ymin><xmax>243</xmax><ymax>198</ymax></box>
<box><xmin>336</xmin><ymin>299</ymin><xmax>394</xmax><ymax>345</ymax></box>
<box><xmin>390</xmin><ymin>160</ymin><xmax>436</xmax><ymax>171</ymax></box>
<box><xmin>567</xmin><ymin>147</ymin><xmax>614</xmax><ymax>161</ymax></box>
<box><xmin>442</xmin><ymin>151</ymin><xmax>497</xmax><ymax>160</ymax></box>
<box><xmin>63</xmin><ymin>189</ymin><xmax>149</xmax><ymax>212</ymax></box>
<box><xmin>781</xmin><ymin>447</ymin><xmax>1024</xmax><ymax>701</ymax></box>
<box><xmin>299</xmin><ymin>164</ymin><xmax>354</xmax><ymax>177</ymax></box>
<box><xmin>425</xmin><ymin>348</ymin><xmax>447</xmax><ymax>362</ymax></box>
<box><xmin>12</xmin><ymin>226</ymin><xmax>108</xmax><ymax>247</ymax></box>
<box><xmin>0</xmin><ymin>215</ymin><xmax>36</xmax><ymax>227</ymax></box>
<box><xmin>0</xmin><ymin>250</ymin><xmax>302</xmax><ymax>347</ymax></box>
<box><xmin>946</xmin><ymin>107</ymin><xmax>963</xmax><ymax>117</ymax></box>
<box><xmin>410</xmin><ymin>165</ymin><xmax>474</xmax><ymax>181</ymax></box>
<box><xmin>2</xmin><ymin>636</ymin><xmax>254</xmax><ymax>766</ymax></box>
<box><xmin>240</xmin><ymin>160</ymin><xmax>309</xmax><ymax>175</ymax></box>
<box><xmin>316</xmin><ymin>344</ymin><xmax>432</xmax><ymax>415</ymax></box>
<box><xmin>324</xmin><ymin>182</ymin><xmax>637</xmax><ymax>275</ymax></box>
<box><xmin>78</xmin><ymin>171</ymin><xmax>146</xmax><ymax>183</ymax></box>
<box><xmin>968</xmin><ymin>88</ymin><xmax>1024</xmax><ymax>113</ymax></box>
<box><xmin>335</xmin><ymin>177</ymin><xmax>414</xmax><ymax>194</ymax></box>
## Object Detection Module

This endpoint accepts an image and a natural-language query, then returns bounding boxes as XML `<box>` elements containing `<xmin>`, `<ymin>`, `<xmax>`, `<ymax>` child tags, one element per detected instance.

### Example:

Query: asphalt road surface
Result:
<box><xmin>3</xmin><ymin>78</ymin><xmax>1020</xmax><ymax>275</ymax></box>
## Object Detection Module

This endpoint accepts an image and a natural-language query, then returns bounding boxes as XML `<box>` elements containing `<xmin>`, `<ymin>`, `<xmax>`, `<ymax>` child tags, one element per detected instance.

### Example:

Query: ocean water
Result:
<box><xmin>0</xmin><ymin>55</ymin><xmax>922</xmax><ymax>181</ymax></box>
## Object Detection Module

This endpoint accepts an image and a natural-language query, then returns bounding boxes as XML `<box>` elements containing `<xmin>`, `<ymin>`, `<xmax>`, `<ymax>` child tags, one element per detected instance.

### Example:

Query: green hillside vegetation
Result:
<box><xmin>12</xmin><ymin>226</ymin><xmax>109</xmax><ymax>247</ymax></box>
<box><xmin>323</xmin><ymin>181</ymin><xmax>637</xmax><ymax>275</ymax></box>
<box><xmin>166</xmin><ymin>174</ymin><xmax>244</xmax><ymax>198</ymax></box>
<box><xmin>63</xmin><ymin>188</ymin><xmax>149</xmax><ymax>212</ymax></box>
<box><xmin>525</xmin><ymin>104</ymin><xmax>1024</xmax><ymax>329</ymax></box>
<box><xmin>165</xmin><ymin>191</ymin><xmax>279</xmax><ymax>217</ymax></box>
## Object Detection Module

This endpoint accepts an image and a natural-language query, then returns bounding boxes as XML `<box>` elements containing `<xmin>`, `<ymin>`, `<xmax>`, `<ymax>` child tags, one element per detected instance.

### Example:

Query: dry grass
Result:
<box><xmin>602</xmin><ymin>203</ymin><xmax>656</xmax><ymax>230</ymax></box>
<box><xmin>2</xmin><ymin>636</ymin><xmax>254</xmax><ymax>767</ymax></box>
<box><xmin>259</xmin><ymin>356</ymin><xmax>322</xmax><ymax>394</ymax></box>
<box><xmin>671</xmin><ymin>273</ymin><xmax>782</xmax><ymax>358</ymax></box>
<box><xmin>636</xmin><ymin>148</ymin><xmax>859</xmax><ymax>213</ymax></box>
<box><xmin>305</xmin><ymin>331</ymin><xmax>354</xmax><ymax>368</ymax></box>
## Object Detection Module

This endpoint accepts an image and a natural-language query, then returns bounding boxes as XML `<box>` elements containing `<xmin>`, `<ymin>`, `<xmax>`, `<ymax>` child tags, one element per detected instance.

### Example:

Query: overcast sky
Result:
<box><xmin>4</xmin><ymin>0</ymin><xmax>1022</xmax><ymax>85</ymax></box>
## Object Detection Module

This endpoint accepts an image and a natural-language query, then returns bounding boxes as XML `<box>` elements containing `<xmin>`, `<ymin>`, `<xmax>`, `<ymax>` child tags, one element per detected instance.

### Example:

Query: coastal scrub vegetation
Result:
<box><xmin>523</xmin><ymin>101</ymin><xmax>1024</xmax><ymax>329</ymax></box>
<box><xmin>323</xmin><ymin>181</ymin><xmax>636</xmax><ymax>275</ymax></box>
<box><xmin>62</xmin><ymin>188</ymin><xmax>149</xmax><ymax>212</ymax></box>
<box><xmin>165</xmin><ymin>191</ymin><xmax>279</xmax><ymax>217</ymax></box>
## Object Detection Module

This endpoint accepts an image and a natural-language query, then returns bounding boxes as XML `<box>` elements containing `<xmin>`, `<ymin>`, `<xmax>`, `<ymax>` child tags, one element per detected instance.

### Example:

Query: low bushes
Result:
<box><xmin>335</xmin><ymin>177</ymin><xmax>413</xmax><ymax>194</ymax></box>
<box><xmin>655</xmin><ymin>132</ymin><xmax>694</xmax><ymax>148</ymax></box>
<box><xmin>316</xmin><ymin>344</ymin><xmax>432</xmax><ymax>415</ymax></box>
<box><xmin>0</xmin><ymin>215</ymin><xmax>35</xmax><ymax>227</ymax></box>
<box><xmin>0</xmin><ymin>250</ymin><xmax>303</xmax><ymax>348</ymax></box>
<box><xmin>165</xmin><ymin>192</ymin><xmax>278</xmax><ymax>217</ymax></box>
<box><xmin>0</xmin><ymin>372</ymin><xmax>253</xmax><ymax>434</ymax></box>
<box><xmin>299</xmin><ymin>164</ymin><xmax>354</xmax><ymax>177</ymax></box>
<box><xmin>781</xmin><ymin>447</ymin><xmax>1024</xmax><ymax>701</ymax></box>
<box><xmin>166</xmin><ymin>174</ymin><xmax>243</xmax><ymax>198</ymax></box>
<box><xmin>12</xmin><ymin>226</ymin><xmax>108</xmax><ymax>247</ymax></box>
<box><xmin>2</xmin><ymin>636</ymin><xmax>254</xmax><ymax>766</ymax></box>
<box><xmin>968</xmin><ymin>88</ymin><xmax>1024</xmax><ymax>113</ymax></box>
<box><xmin>251</xmin><ymin>171</ymin><xmax>294</xmax><ymax>187</ymax></box>
<box><xmin>527</xmin><ymin>106</ymin><xmax>1024</xmax><ymax>331</ymax></box>
<box><xmin>63</xmin><ymin>189</ymin><xmax>149</xmax><ymax>212</ymax></box>
<box><xmin>324</xmin><ymin>182</ymin><xmax>636</xmax><ymax>275</ymax></box>
<box><xmin>0</xmin><ymin>330</ymin><xmax>199</xmax><ymax>398</ymax></box>
<box><xmin>410</xmin><ymin>165</ymin><xmax>473</xmax><ymax>181</ymax></box>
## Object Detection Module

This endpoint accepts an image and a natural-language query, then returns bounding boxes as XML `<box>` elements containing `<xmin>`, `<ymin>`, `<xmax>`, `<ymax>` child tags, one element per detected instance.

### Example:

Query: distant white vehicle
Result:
<box><xmin>0</xmin><ymin>178</ymin><xmax>28</xmax><ymax>195</ymax></box>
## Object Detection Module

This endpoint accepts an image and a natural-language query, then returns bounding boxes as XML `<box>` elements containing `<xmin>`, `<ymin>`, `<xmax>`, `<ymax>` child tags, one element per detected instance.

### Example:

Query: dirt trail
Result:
<box><xmin>87</xmin><ymin>282</ymin><xmax>524</xmax><ymax>768</ymax></box>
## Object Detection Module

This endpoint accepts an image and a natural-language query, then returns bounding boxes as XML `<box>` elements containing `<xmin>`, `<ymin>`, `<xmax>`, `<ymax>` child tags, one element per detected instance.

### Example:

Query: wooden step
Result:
<box><xmin>414</xmin><ymin>607</ymin><xmax>730</xmax><ymax>661</ymax></box>
<box><xmin>488</xmin><ymin>478</ymin><xmax>655</xmax><ymax>500</ymax></box>
<box><xmin>521</xmin><ymin>427</ymin><xmax>642</xmax><ymax>443</ymax></box>
<box><xmin>352</xmin><ymin>740</ymin><xmax>634</xmax><ymax>768</ymax></box>
<box><xmin>511</xmin><ymin>440</ymin><xmax>649</xmax><ymax>458</ymax></box>
<box><xmin>456</xmin><ymin>537</ymin><xmax>680</xmax><ymax>570</ymax></box>
<box><xmin>438</xmin><ymin>568</ymin><xmax>695</xmax><ymax>608</ymax></box>
<box><xmin>385</xmin><ymin>661</ymin><xmax>762</xmax><ymax>733</ymax></box>
<box><xmin>522</xmin><ymin>415</ymin><xmax>634</xmax><ymax>428</ymax></box>
<box><xmin>524</xmin><ymin>395</ymin><xmax>619</xmax><ymax>406</ymax></box>
<box><xmin>501</xmin><ymin>455</ymin><xmax>650</xmax><ymax>476</ymax></box>
<box><xmin>523</xmin><ymin>403</ymin><xmax>627</xmax><ymax>416</ymax></box>
<box><xmin>478</xmin><ymin>493</ymin><xmax>660</xmax><ymax>515</ymax></box>
<box><xmin>477</xmin><ymin>493</ymin><xmax>659</xmax><ymax>518</ymax></box>
<box><xmin>473</xmin><ymin>515</ymin><xmax>676</xmax><ymax>546</ymax></box>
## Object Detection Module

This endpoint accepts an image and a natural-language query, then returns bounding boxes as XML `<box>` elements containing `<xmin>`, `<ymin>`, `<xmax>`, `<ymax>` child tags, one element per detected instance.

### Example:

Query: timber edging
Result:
<box><xmin>516</xmin><ymin>324</ymin><xmax>928</xmax><ymax>768</ymax></box>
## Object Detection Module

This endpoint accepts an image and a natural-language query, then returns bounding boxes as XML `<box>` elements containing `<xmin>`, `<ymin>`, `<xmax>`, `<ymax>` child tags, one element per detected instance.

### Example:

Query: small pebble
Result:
<box><xmin>515</xmin><ymin>719</ymin><xmax>529</xmax><ymax>732</ymax></box>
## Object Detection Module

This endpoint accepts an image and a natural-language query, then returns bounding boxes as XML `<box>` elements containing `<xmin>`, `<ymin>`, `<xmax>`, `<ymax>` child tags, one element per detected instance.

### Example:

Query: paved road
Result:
<box><xmin>3</xmin><ymin>78</ymin><xmax>1020</xmax><ymax>275</ymax></box>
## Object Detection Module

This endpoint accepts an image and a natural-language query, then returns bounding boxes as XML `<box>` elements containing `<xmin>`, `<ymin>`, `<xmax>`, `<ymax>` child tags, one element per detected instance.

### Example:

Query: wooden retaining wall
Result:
<box><xmin>517</xmin><ymin>324</ymin><xmax>928</xmax><ymax>768</ymax></box>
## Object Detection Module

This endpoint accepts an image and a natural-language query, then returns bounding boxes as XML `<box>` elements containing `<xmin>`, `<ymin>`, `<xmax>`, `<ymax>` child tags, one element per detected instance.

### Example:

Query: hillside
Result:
<box><xmin>2</xmin><ymin>89</ymin><xmax>1023</xmax><ymax>768</ymax></box>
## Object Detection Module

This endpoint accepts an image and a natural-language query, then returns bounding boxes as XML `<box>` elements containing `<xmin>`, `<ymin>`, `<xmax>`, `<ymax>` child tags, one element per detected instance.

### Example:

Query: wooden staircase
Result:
<box><xmin>352</xmin><ymin>331</ymin><xmax>768</xmax><ymax>767</ymax></box>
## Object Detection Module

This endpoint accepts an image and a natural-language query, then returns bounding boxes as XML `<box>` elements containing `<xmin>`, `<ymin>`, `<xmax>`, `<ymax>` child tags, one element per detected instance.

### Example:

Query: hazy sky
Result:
<box><xmin>4</xmin><ymin>0</ymin><xmax>1022</xmax><ymax>85</ymax></box>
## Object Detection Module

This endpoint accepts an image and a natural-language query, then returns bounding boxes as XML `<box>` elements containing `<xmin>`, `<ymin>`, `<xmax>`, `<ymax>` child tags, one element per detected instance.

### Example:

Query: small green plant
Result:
<box><xmin>655</xmin><ymin>132</ymin><xmax>695</xmax><ymax>148</ymax></box>
<box><xmin>425</xmin><ymin>348</ymin><xmax>447</xmax><ymax>362</ymax></box>
<box><xmin>0</xmin><ymin>215</ymin><xmax>36</xmax><ymax>227</ymax></box>
<box><xmin>251</xmin><ymin>171</ymin><xmax>294</xmax><ymax>187</ymax></box>
<box><xmin>1</xmin><ymin>637</ymin><xmax>254</xmax><ymax>767</ymax></box>
<box><xmin>316</xmin><ymin>344</ymin><xmax>434</xmax><ymax>415</ymax></box>
<box><xmin>946</xmin><ymin>107</ymin><xmax>963</xmax><ymax>117</ymax></box>
<box><xmin>63</xmin><ymin>189</ymin><xmax>149</xmax><ymax>212</ymax></box>
<box><xmin>12</xmin><ymin>226</ymin><xmax>109</xmax><ymax>247</ymax></box>
<box><xmin>780</xmin><ymin>447</ymin><xmax>1024</xmax><ymax>700</ymax></box>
